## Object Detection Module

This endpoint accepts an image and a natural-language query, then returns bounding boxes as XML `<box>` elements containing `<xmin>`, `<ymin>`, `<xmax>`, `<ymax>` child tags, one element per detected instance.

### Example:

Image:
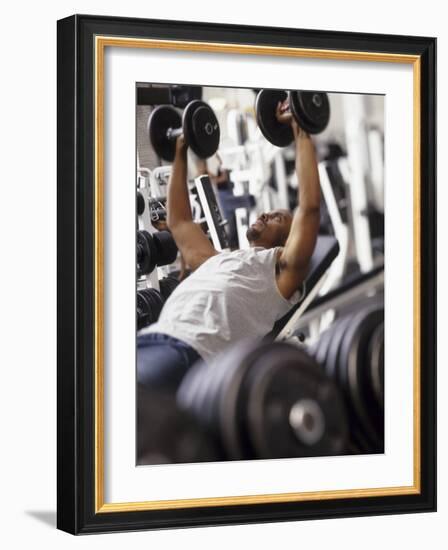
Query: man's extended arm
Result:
<box><xmin>277</xmin><ymin>109</ymin><xmax>321</xmax><ymax>299</ymax></box>
<box><xmin>166</xmin><ymin>136</ymin><xmax>217</xmax><ymax>271</ymax></box>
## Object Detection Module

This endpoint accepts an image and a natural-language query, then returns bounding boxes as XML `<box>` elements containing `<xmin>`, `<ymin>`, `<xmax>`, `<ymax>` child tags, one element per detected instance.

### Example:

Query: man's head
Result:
<box><xmin>246</xmin><ymin>209</ymin><xmax>293</xmax><ymax>248</ymax></box>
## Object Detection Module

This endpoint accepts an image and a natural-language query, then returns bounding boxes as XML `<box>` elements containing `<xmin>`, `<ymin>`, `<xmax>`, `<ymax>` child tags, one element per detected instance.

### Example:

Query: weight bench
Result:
<box><xmin>266</xmin><ymin>235</ymin><xmax>340</xmax><ymax>342</ymax></box>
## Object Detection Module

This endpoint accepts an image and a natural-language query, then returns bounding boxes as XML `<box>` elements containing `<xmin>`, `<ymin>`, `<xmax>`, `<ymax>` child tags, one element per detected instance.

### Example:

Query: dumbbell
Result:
<box><xmin>137</xmin><ymin>287</ymin><xmax>164</xmax><ymax>330</ymax></box>
<box><xmin>177</xmin><ymin>340</ymin><xmax>348</xmax><ymax>461</ymax></box>
<box><xmin>137</xmin><ymin>385</ymin><xmax>220</xmax><ymax>465</ymax></box>
<box><xmin>137</xmin><ymin>230</ymin><xmax>157</xmax><ymax>275</ymax></box>
<box><xmin>137</xmin><ymin>230</ymin><xmax>178</xmax><ymax>277</ymax></box>
<box><xmin>152</xmin><ymin>230</ymin><xmax>178</xmax><ymax>266</ymax></box>
<box><xmin>255</xmin><ymin>89</ymin><xmax>330</xmax><ymax>147</ymax></box>
<box><xmin>148</xmin><ymin>100</ymin><xmax>220</xmax><ymax>162</ymax></box>
<box><xmin>159</xmin><ymin>275</ymin><xmax>180</xmax><ymax>301</ymax></box>
<box><xmin>311</xmin><ymin>306</ymin><xmax>384</xmax><ymax>453</ymax></box>
<box><xmin>137</xmin><ymin>191</ymin><xmax>145</xmax><ymax>216</ymax></box>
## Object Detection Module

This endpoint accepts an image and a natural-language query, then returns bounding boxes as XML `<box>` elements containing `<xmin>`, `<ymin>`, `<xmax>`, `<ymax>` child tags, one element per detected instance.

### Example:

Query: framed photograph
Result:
<box><xmin>57</xmin><ymin>14</ymin><xmax>436</xmax><ymax>534</ymax></box>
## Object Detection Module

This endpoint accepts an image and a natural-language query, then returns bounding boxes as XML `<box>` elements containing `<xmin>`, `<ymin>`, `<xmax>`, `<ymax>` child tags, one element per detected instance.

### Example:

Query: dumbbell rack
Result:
<box><xmin>136</xmin><ymin>167</ymin><xmax>160</xmax><ymax>292</ymax></box>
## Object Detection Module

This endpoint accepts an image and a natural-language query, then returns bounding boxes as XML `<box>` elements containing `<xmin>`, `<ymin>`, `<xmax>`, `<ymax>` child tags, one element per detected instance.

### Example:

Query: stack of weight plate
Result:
<box><xmin>311</xmin><ymin>306</ymin><xmax>384</xmax><ymax>453</ymax></box>
<box><xmin>137</xmin><ymin>288</ymin><xmax>164</xmax><ymax>330</ymax></box>
<box><xmin>159</xmin><ymin>275</ymin><xmax>180</xmax><ymax>301</ymax></box>
<box><xmin>178</xmin><ymin>340</ymin><xmax>349</xmax><ymax>461</ymax></box>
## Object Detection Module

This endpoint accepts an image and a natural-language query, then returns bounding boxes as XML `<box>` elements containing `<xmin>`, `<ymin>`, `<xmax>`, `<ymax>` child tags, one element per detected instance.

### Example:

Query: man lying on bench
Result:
<box><xmin>138</xmin><ymin>102</ymin><xmax>323</xmax><ymax>392</ymax></box>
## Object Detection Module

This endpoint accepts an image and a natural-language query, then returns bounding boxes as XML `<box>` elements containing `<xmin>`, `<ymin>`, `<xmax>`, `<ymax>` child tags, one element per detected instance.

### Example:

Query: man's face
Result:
<box><xmin>246</xmin><ymin>209</ymin><xmax>293</xmax><ymax>248</ymax></box>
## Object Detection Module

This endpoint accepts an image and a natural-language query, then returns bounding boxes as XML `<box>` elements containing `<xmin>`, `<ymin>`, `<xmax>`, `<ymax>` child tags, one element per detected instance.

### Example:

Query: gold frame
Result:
<box><xmin>94</xmin><ymin>36</ymin><xmax>421</xmax><ymax>513</ymax></box>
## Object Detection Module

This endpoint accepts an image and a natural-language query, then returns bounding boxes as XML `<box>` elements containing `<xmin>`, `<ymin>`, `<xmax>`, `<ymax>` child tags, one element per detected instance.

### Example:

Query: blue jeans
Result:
<box><xmin>137</xmin><ymin>332</ymin><xmax>201</xmax><ymax>393</ymax></box>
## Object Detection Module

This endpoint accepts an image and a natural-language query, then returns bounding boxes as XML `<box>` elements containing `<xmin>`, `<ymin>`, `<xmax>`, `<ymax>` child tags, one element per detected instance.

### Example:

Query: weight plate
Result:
<box><xmin>338</xmin><ymin>307</ymin><xmax>384</xmax><ymax>451</ymax></box>
<box><xmin>213</xmin><ymin>341</ymin><xmax>263</xmax><ymax>459</ymax></box>
<box><xmin>289</xmin><ymin>91</ymin><xmax>330</xmax><ymax>134</ymax></box>
<box><xmin>323</xmin><ymin>314</ymin><xmax>373</xmax><ymax>451</ymax></box>
<box><xmin>159</xmin><ymin>276</ymin><xmax>180</xmax><ymax>301</ymax></box>
<box><xmin>183</xmin><ymin>100</ymin><xmax>220</xmax><ymax>159</ymax></box>
<box><xmin>147</xmin><ymin>105</ymin><xmax>182</xmax><ymax>162</ymax></box>
<box><xmin>139</xmin><ymin>289</ymin><xmax>154</xmax><ymax>324</ymax></box>
<box><xmin>178</xmin><ymin>343</ymin><xmax>250</xmax><ymax>459</ymax></box>
<box><xmin>325</xmin><ymin>316</ymin><xmax>353</xmax><ymax>381</ymax></box>
<box><xmin>368</xmin><ymin>322</ymin><xmax>384</xmax><ymax>411</ymax></box>
<box><xmin>152</xmin><ymin>230</ymin><xmax>178</xmax><ymax>266</ymax></box>
<box><xmin>245</xmin><ymin>343</ymin><xmax>348</xmax><ymax>459</ymax></box>
<box><xmin>136</xmin><ymin>290</ymin><xmax>151</xmax><ymax>330</ymax></box>
<box><xmin>140</xmin><ymin>288</ymin><xmax>164</xmax><ymax>324</ymax></box>
<box><xmin>315</xmin><ymin>326</ymin><xmax>334</xmax><ymax>369</ymax></box>
<box><xmin>137</xmin><ymin>231</ymin><xmax>150</xmax><ymax>275</ymax></box>
<box><xmin>137</xmin><ymin>191</ymin><xmax>145</xmax><ymax>216</ymax></box>
<box><xmin>137</xmin><ymin>230</ymin><xmax>157</xmax><ymax>274</ymax></box>
<box><xmin>255</xmin><ymin>89</ymin><xmax>294</xmax><ymax>147</ymax></box>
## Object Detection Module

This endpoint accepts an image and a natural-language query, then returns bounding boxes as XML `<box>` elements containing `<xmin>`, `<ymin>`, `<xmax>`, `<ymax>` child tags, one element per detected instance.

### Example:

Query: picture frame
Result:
<box><xmin>57</xmin><ymin>14</ymin><xmax>436</xmax><ymax>534</ymax></box>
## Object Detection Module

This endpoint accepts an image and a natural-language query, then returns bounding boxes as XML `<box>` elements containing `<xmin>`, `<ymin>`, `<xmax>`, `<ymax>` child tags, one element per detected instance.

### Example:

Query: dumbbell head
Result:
<box><xmin>152</xmin><ymin>230</ymin><xmax>178</xmax><ymax>266</ymax></box>
<box><xmin>182</xmin><ymin>100</ymin><xmax>220</xmax><ymax>159</ymax></box>
<box><xmin>255</xmin><ymin>89</ymin><xmax>294</xmax><ymax>147</ymax></box>
<box><xmin>178</xmin><ymin>340</ymin><xmax>349</xmax><ymax>460</ymax></box>
<box><xmin>137</xmin><ymin>287</ymin><xmax>164</xmax><ymax>330</ymax></box>
<box><xmin>148</xmin><ymin>105</ymin><xmax>182</xmax><ymax>162</ymax></box>
<box><xmin>137</xmin><ymin>230</ymin><xmax>157</xmax><ymax>275</ymax></box>
<box><xmin>147</xmin><ymin>100</ymin><xmax>220</xmax><ymax>162</ymax></box>
<box><xmin>159</xmin><ymin>275</ymin><xmax>180</xmax><ymax>301</ymax></box>
<box><xmin>255</xmin><ymin>88</ymin><xmax>330</xmax><ymax>146</ymax></box>
<box><xmin>368</xmin><ymin>322</ymin><xmax>384</xmax><ymax>411</ymax></box>
<box><xmin>289</xmin><ymin>90</ymin><xmax>330</xmax><ymax>134</ymax></box>
<box><xmin>137</xmin><ymin>191</ymin><xmax>145</xmax><ymax>216</ymax></box>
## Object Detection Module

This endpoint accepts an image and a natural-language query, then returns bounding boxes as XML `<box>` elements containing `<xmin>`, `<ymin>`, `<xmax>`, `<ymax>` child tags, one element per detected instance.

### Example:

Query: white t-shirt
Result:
<box><xmin>142</xmin><ymin>246</ymin><xmax>302</xmax><ymax>363</ymax></box>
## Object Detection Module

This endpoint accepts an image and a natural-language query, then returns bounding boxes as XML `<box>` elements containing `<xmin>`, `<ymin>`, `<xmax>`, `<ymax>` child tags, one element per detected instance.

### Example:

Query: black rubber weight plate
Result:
<box><xmin>159</xmin><ymin>276</ymin><xmax>179</xmax><ymax>301</ymax></box>
<box><xmin>137</xmin><ymin>191</ymin><xmax>145</xmax><ymax>216</ymax></box>
<box><xmin>214</xmin><ymin>341</ymin><xmax>270</xmax><ymax>460</ymax></box>
<box><xmin>255</xmin><ymin>89</ymin><xmax>294</xmax><ymax>147</ymax></box>
<box><xmin>290</xmin><ymin>91</ymin><xmax>330</xmax><ymax>134</ymax></box>
<box><xmin>325</xmin><ymin>316</ymin><xmax>353</xmax><ymax>382</ymax></box>
<box><xmin>338</xmin><ymin>308</ymin><xmax>384</xmax><ymax>449</ymax></box>
<box><xmin>147</xmin><ymin>105</ymin><xmax>182</xmax><ymax>162</ymax></box>
<box><xmin>183</xmin><ymin>100</ymin><xmax>220</xmax><ymax>159</ymax></box>
<box><xmin>368</xmin><ymin>322</ymin><xmax>384</xmax><ymax>411</ymax></box>
<box><xmin>315</xmin><ymin>326</ymin><xmax>334</xmax><ymax>369</ymax></box>
<box><xmin>245</xmin><ymin>344</ymin><xmax>348</xmax><ymax>459</ymax></box>
<box><xmin>152</xmin><ymin>231</ymin><xmax>178</xmax><ymax>266</ymax></box>
<box><xmin>136</xmin><ymin>231</ymin><xmax>149</xmax><ymax>274</ymax></box>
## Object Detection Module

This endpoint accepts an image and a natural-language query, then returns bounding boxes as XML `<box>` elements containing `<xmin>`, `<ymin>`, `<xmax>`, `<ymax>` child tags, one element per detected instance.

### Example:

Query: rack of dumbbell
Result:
<box><xmin>136</xmin><ymin>171</ymin><xmax>181</xmax><ymax>332</ymax></box>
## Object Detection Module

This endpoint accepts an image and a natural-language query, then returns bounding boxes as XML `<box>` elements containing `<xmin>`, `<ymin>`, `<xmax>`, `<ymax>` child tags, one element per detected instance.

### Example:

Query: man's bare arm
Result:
<box><xmin>166</xmin><ymin>136</ymin><xmax>217</xmax><ymax>271</ymax></box>
<box><xmin>277</xmin><ymin>114</ymin><xmax>321</xmax><ymax>299</ymax></box>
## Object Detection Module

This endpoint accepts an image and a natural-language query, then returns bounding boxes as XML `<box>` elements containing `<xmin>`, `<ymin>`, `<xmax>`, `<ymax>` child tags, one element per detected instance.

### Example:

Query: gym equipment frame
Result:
<box><xmin>57</xmin><ymin>14</ymin><xmax>436</xmax><ymax>534</ymax></box>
